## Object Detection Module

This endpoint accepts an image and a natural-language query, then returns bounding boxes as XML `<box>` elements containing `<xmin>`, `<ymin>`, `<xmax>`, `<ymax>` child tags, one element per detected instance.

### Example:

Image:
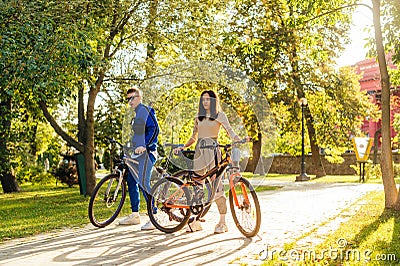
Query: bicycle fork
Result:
<box><xmin>229</xmin><ymin>173</ymin><xmax>250</xmax><ymax>208</ymax></box>
<box><xmin>105</xmin><ymin>169</ymin><xmax>124</xmax><ymax>203</ymax></box>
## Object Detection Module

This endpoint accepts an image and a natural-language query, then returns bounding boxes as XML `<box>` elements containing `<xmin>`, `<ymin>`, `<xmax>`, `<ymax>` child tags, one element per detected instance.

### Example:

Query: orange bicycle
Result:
<box><xmin>147</xmin><ymin>139</ymin><xmax>261</xmax><ymax>237</ymax></box>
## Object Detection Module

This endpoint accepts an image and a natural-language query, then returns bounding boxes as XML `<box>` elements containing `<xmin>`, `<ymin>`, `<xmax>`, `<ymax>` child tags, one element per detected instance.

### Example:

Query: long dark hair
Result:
<box><xmin>198</xmin><ymin>90</ymin><xmax>220</xmax><ymax>121</ymax></box>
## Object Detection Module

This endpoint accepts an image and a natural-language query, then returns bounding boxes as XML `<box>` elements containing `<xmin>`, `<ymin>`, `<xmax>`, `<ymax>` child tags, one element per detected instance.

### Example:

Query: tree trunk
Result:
<box><xmin>40</xmin><ymin>94</ymin><xmax>96</xmax><ymax>196</ymax></box>
<box><xmin>0</xmin><ymin>98</ymin><xmax>21</xmax><ymax>193</ymax></box>
<box><xmin>372</xmin><ymin>0</ymin><xmax>398</xmax><ymax>208</ymax></box>
<box><xmin>83</xmin><ymin>87</ymin><xmax>99</xmax><ymax>196</ymax></box>
<box><xmin>38</xmin><ymin>6</ymin><xmax>132</xmax><ymax>196</ymax></box>
<box><xmin>244</xmin><ymin>133</ymin><xmax>262</xmax><ymax>173</ymax></box>
<box><xmin>39</xmin><ymin>101</ymin><xmax>84</xmax><ymax>152</ymax></box>
<box><xmin>145</xmin><ymin>0</ymin><xmax>158</xmax><ymax>78</ymax></box>
<box><xmin>78</xmin><ymin>83</ymin><xmax>85</xmax><ymax>144</ymax></box>
<box><xmin>305</xmin><ymin>107</ymin><xmax>326</xmax><ymax>177</ymax></box>
<box><xmin>373</xmin><ymin>128</ymin><xmax>381</xmax><ymax>164</ymax></box>
<box><xmin>0</xmin><ymin>172</ymin><xmax>21</xmax><ymax>193</ymax></box>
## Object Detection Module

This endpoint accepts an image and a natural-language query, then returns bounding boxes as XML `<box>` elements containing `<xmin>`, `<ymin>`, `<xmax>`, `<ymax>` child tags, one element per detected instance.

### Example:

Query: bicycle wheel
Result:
<box><xmin>88</xmin><ymin>173</ymin><xmax>126</xmax><ymax>228</ymax></box>
<box><xmin>229</xmin><ymin>176</ymin><xmax>261</xmax><ymax>237</ymax></box>
<box><xmin>147</xmin><ymin>177</ymin><xmax>191</xmax><ymax>233</ymax></box>
<box><xmin>173</xmin><ymin>170</ymin><xmax>212</xmax><ymax>219</ymax></box>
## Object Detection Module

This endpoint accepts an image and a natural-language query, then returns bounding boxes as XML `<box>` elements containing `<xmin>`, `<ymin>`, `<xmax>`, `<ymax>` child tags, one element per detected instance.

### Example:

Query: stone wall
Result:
<box><xmin>243</xmin><ymin>153</ymin><xmax>400</xmax><ymax>175</ymax></box>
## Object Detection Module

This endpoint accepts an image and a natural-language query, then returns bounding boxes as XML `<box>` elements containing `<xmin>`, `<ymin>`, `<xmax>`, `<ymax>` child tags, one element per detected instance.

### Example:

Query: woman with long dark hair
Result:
<box><xmin>175</xmin><ymin>90</ymin><xmax>241</xmax><ymax>234</ymax></box>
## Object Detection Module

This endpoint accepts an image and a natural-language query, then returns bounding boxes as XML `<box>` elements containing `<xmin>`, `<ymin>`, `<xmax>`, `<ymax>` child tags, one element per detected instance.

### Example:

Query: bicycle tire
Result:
<box><xmin>147</xmin><ymin>176</ymin><xmax>191</xmax><ymax>233</ymax></box>
<box><xmin>88</xmin><ymin>173</ymin><xmax>126</xmax><ymax>228</ymax></box>
<box><xmin>173</xmin><ymin>170</ymin><xmax>212</xmax><ymax>219</ymax></box>
<box><xmin>229</xmin><ymin>176</ymin><xmax>261</xmax><ymax>237</ymax></box>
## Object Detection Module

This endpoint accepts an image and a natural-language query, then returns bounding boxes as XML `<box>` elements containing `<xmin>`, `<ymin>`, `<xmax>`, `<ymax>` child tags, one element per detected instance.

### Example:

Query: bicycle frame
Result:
<box><xmin>162</xmin><ymin>142</ymin><xmax>250</xmax><ymax>211</ymax></box>
<box><xmin>101</xmin><ymin>152</ymin><xmax>147</xmax><ymax>206</ymax></box>
<box><xmin>89</xmin><ymin>137</ymin><xmax>169</xmax><ymax>228</ymax></box>
<box><xmin>108</xmin><ymin>168</ymin><xmax>124</xmax><ymax>203</ymax></box>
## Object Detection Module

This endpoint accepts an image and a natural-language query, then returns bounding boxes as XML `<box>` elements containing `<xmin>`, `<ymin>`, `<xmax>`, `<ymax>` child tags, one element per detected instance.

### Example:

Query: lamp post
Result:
<box><xmin>170</xmin><ymin>115</ymin><xmax>176</xmax><ymax>144</ymax></box>
<box><xmin>170</xmin><ymin>97</ymin><xmax>175</xmax><ymax>144</ymax></box>
<box><xmin>171</xmin><ymin>123</ymin><xmax>175</xmax><ymax>144</ymax></box>
<box><xmin>296</xmin><ymin>97</ymin><xmax>310</xmax><ymax>182</ymax></box>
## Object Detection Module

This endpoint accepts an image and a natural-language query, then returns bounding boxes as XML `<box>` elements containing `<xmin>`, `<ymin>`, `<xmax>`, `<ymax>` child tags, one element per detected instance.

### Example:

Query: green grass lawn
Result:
<box><xmin>313</xmin><ymin>191</ymin><xmax>400</xmax><ymax>265</ymax></box>
<box><xmin>0</xmin><ymin>184</ymin><xmax>88</xmax><ymax>242</ymax></box>
<box><xmin>0</xmin><ymin>183</ymin><xmax>137</xmax><ymax>243</ymax></box>
<box><xmin>260</xmin><ymin>191</ymin><xmax>400</xmax><ymax>265</ymax></box>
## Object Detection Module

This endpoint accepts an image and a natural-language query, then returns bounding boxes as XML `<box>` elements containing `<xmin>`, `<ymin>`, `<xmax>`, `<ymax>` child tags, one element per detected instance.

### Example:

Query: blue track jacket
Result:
<box><xmin>131</xmin><ymin>103</ymin><xmax>159</xmax><ymax>152</ymax></box>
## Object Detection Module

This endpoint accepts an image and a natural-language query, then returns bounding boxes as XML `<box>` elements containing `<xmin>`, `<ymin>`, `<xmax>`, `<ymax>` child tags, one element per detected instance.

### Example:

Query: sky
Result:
<box><xmin>336</xmin><ymin>1</ymin><xmax>374</xmax><ymax>67</ymax></box>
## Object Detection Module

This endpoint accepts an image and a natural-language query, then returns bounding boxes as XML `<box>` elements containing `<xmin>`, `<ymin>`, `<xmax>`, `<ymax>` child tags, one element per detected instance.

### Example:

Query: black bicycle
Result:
<box><xmin>88</xmin><ymin>138</ymin><xmax>153</xmax><ymax>227</ymax></box>
<box><xmin>88</xmin><ymin>139</ymin><xmax>210</xmax><ymax>228</ymax></box>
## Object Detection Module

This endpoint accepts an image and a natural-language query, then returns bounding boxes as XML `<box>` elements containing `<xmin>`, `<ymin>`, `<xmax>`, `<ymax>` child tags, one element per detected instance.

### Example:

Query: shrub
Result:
<box><xmin>16</xmin><ymin>164</ymin><xmax>56</xmax><ymax>184</ymax></box>
<box><xmin>365</xmin><ymin>163</ymin><xmax>382</xmax><ymax>180</ymax></box>
<box><xmin>52</xmin><ymin>157</ymin><xmax>78</xmax><ymax>187</ymax></box>
<box><xmin>351</xmin><ymin>162</ymin><xmax>400</xmax><ymax>181</ymax></box>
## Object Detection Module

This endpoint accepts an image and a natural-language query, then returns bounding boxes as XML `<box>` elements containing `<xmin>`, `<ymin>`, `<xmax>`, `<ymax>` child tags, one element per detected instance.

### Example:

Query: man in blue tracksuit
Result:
<box><xmin>119</xmin><ymin>87</ymin><xmax>159</xmax><ymax>230</ymax></box>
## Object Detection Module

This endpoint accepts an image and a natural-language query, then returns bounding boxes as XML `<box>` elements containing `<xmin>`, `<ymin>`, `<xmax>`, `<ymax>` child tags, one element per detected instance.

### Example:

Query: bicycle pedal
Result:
<box><xmin>188</xmin><ymin>217</ymin><xmax>205</xmax><ymax>223</ymax></box>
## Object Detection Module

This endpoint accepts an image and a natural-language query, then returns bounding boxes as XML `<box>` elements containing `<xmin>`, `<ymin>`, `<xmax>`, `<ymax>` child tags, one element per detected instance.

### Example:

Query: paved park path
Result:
<box><xmin>0</xmin><ymin>180</ymin><xmax>382</xmax><ymax>266</ymax></box>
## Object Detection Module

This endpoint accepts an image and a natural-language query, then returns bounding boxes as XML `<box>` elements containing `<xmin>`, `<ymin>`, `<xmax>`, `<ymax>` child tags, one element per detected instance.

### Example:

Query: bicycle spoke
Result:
<box><xmin>229</xmin><ymin>177</ymin><xmax>261</xmax><ymax>237</ymax></box>
<box><xmin>88</xmin><ymin>174</ymin><xmax>126</xmax><ymax>228</ymax></box>
<box><xmin>148</xmin><ymin>177</ymin><xmax>191</xmax><ymax>233</ymax></box>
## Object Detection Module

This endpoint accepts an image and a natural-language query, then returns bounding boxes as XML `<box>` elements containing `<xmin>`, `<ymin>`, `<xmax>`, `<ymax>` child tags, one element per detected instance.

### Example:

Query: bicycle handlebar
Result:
<box><xmin>164</xmin><ymin>143</ymin><xmax>184</xmax><ymax>148</ymax></box>
<box><xmin>199</xmin><ymin>138</ymin><xmax>251</xmax><ymax>150</ymax></box>
<box><xmin>105</xmin><ymin>137</ymin><xmax>144</xmax><ymax>159</ymax></box>
<box><xmin>105</xmin><ymin>137</ymin><xmax>123</xmax><ymax>148</ymax></box>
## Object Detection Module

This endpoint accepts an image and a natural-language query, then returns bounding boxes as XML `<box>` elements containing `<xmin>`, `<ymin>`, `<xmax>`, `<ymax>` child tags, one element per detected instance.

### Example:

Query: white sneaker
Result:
<box><xmin>186</xmin><ymin>219</ymin><xmax>203</xmax><ymax>232</ymax></box>
<box><xmin>119</xmin><ymin>213</ymin><xmax>140</xmax><ymax>225</ymax></box>
<box><xmin>214</xmin><ymin>223</ymin><xmax>228</xmax><ymax>234</ymax></box>
<box><xmin>141</xmin><ymin>220</ymin><xmax>156</xmax><ymax>230</ymax></box>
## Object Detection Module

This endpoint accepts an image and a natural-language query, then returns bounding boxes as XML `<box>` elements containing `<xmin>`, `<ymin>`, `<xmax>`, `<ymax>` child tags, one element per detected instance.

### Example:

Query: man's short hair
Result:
<box><xmin>127</xmin><ymin>87</ymin><xmax>143</xmax><ymax>96</ymax></box>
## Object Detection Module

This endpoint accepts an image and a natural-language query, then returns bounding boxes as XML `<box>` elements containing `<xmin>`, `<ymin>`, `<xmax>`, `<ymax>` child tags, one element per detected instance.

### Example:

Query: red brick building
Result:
<box><xmin>354</xmin><ymin>53</ymin><xmax>399</xmax><ymax>143</ymax></box>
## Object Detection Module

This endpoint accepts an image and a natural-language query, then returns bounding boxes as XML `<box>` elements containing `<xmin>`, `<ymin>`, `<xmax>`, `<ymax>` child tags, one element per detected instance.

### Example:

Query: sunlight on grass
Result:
<box><xmin>0</xmin><ymin>185</ymin><xmax>88</xmax><ymax>241</ymax></box>
<box><xmin>0</xmin><ymin>183</ymin><xmax>146</xmax><ymax>242</ymax></box>
<box><xmin>260</xmin><ymin>191</ymin><xmax>400</xmax><ymax>265</ymax></box>
<box><xmin>96</xmin><ymin>169</ymin><xmax>110</xmax><ymax>174</ymax></box>
<box><xmin>312</xmin><ymin>191</ymin><xmax>400</xmax><ymax>265</ymax></box>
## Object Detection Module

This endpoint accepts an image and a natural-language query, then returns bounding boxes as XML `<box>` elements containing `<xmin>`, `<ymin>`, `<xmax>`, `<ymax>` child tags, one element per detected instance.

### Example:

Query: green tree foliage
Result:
<box><xmin>0</xmin><ymin>0</ymin><xmax>386</xmax><ymax>193</ymax></box>
<box><xmin>0</xmin><ymin>0</ymin><xmax>92</xmax><ymax>192</ymax></box>
<box><xmin>382</xmin><ymin>0</ymin><xmax>400</xmax><ymax>63</ymax></box>
<box><xmin>215</xmin><ymin>0</ymin><xmax>375</xmax><ymax>175</ymax></box>
<box><xmin>1</xmin><ymin>0</ymin><xmax>166</xmax><ymax>194</ymax></box>
<box><xmin>94</xmin><ymin>85</ymin><xmax>126</xmax><ymax>171</ymax></box>
<box><xmin>308</xmin><ymin>66</ymin><xmax>377</xmax><ymax>161</ymax></box>
<box><xmin>1</xmin><ymin>0</ymin><xmax>235</xmax><ymax>194</ymax></box>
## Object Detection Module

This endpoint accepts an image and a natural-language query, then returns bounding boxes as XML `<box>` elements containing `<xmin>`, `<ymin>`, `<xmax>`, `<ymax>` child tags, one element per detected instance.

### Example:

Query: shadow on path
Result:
<box><xmin>0</xmin><ymin>182</ymin><xmax>383</xmax><ymax>265</ymax></box>
<box><xmin>0</xmin><ymin>220</ymin><xmax>253</xmax><ymax>265</ymax></box>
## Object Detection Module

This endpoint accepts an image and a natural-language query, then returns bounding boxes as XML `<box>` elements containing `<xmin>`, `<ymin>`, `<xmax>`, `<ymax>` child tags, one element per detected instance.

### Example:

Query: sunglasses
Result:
<box><xmin>126</xmin><ymin>95</ymin><xmax>139</xmax><ymax>102</ymax></box>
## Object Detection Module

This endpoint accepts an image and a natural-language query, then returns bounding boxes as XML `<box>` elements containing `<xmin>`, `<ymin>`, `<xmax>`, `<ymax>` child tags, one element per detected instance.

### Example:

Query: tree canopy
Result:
<box><xmin>1</xmin><ymin>0</ymin><xmax>394</xmax><ymax>195</ymax></box>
